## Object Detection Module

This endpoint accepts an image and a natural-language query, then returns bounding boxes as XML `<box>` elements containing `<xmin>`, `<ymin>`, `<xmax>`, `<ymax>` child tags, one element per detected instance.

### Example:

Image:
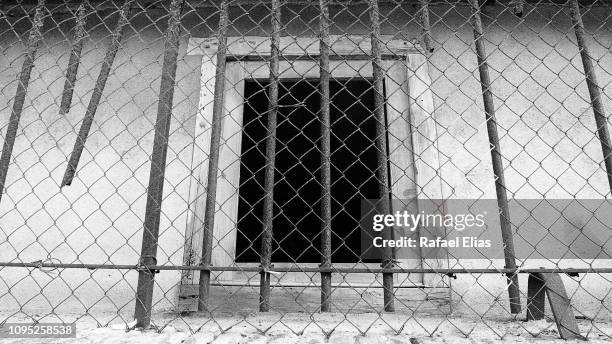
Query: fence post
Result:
<box><xmin>0</xmin><ymin>0</ymin><xmax>45</xmax><ymax>205</ymax></box>
<box><xmin>61</xmin><ymin>0</ymin><xmax>132</xmax><ymax>187</ymax></box>
<box><xmin>470</xmin><ymin>0</ymin><xmax>521</xmax><ymax>314</ymax></box>
<box><xmin>368</xmin><ymin>0</ymin><xmax>395</xmax><ymax>312</ymax></box>
<box><xmin>58</xmin><ymin>3</ymin><xmax>87</xmax><ymax>117</ymax></box>
<box><xmin>260</xmin><ymin>0</ymin><xmax>281</xmax><ymax>313</ymax></box>
<box><xmin>319</xmin><ymin>0</ymin><xmax>332</xmax><ymax>313</ymax></box>
<box><xmin>134</xmin><ymin>0</ymin><xmax>183</xmax><ymax>328</ymax></box>
<box><xmin>197</xmin><ymin>0</ymin><xmax>230</xmax><ymax>312</ymax></box>
<box><xmin>569</xmin><ymin>0</ymin><xmax>612</xmax><ymax>193</ymax></box>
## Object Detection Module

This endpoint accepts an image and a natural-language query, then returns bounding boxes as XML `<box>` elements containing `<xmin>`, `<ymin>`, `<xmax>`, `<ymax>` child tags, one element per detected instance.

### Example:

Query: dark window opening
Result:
<box><xmin>235</xmin><ymin>79</ymin><xmax>386</xmax><ymax>263</ymax></box>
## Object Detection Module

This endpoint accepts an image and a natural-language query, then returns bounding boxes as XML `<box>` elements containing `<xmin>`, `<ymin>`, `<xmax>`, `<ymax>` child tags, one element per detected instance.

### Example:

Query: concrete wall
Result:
<box><xmin>0</xmin><ymin>3</ymin><xmax>610</xmax><ymax>318</ymax></box>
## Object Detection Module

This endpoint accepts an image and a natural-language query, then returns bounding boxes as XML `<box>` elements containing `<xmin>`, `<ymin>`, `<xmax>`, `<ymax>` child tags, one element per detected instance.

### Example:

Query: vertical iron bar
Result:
<box><xmin>319</xmin><ymin>0</ymin><xmax>332</xmax><ymax>313</ymax></box>
<box><xmin>418</xmin><ymin>0</ymin><xmax>434</xmax><ymax>53</ymax></box>
<box><xmin>470</xmin><ymin>0</ymin><xmax>521</xmax><ymax>314</ymax></box>
<box><xmin>58</xmin><ymin>3</ymin><xmax>87</xmax><ymax>116</ymax></box>
<box><xmin>197</xmin><ymin>0</ymin><xmax>230</xmax><ymax>312</ymax></box>
<box><xmin>0</xmin><ymin>0</ymin><xmax>45</xmax><ymax>205</ymax></box>
<box><xmin>569</xmin><ymin>0</ymin><xmax>612</xmax><ymax>193</ymax></box>
<box><xmin>134</xmin><ymin>0</ymin><xmax>183</xmax><ymax>328</ymax></box>
<box><xmin>61</xmin><ymin>0</ymin><xmax>131</xmax><ymax>187</ymax></box>
<box><xmin>260</xmin><ymin>0</ymin><xmax>281</xmax><ymax>313</ymax></box>
<box><xmin>368</xmin><ymin>0</ymin><xmax>394</xmax><ymax>312</ymax></box>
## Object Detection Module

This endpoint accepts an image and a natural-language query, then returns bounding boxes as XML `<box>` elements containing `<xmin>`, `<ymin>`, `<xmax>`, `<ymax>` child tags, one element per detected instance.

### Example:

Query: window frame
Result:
<box><xmin>179</xmin><ymin>36</ymin><xmax>448</xmax><ymax>307</ymax></box>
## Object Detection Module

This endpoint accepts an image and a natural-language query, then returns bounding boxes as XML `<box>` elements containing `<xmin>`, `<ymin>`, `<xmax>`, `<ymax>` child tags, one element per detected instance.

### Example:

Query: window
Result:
<box><xmin>236</xmin><ymin>78</ymin><xmax>383</xmax><ymax>263</ymax></box>
<box><xmin>182</xmin><ymin>36</ymin><xmax>446</xmax><ymax>291</ymax></box>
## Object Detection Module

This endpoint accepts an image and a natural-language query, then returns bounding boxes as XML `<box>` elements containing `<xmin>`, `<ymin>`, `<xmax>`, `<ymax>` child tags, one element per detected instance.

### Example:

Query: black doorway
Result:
<box><xmin>235</xmin><ymin>79</ymin><xmax>384</xmax><ymax>263</ymax></box>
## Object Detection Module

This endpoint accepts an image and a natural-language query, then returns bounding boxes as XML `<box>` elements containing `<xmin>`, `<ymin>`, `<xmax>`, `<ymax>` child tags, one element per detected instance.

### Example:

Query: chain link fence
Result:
<box><xmin>0</xmin><ymin>0</ymin><xmax>611</xmax><ymax>340</ymax></box>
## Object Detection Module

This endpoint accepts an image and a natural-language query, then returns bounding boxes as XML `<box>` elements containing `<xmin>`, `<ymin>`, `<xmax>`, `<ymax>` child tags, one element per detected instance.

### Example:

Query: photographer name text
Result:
<box><xmin>373</xmin><ymin>236</ymin><xmax>491</xmax><ymax>248</ymax></box>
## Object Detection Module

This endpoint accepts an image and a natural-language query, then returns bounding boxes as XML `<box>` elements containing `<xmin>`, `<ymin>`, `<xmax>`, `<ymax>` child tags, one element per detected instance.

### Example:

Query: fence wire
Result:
<box><xmin>0</xmin><ymin>0</ymin><xmax>611</xmax><ymax>340</ymax></box>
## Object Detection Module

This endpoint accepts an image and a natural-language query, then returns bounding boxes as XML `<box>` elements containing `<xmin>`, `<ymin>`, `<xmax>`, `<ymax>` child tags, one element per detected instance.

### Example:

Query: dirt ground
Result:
<box><xmin>0</xmin><ymin>311</ymin><xmax>611</xmax><ymax>344</ymax></box>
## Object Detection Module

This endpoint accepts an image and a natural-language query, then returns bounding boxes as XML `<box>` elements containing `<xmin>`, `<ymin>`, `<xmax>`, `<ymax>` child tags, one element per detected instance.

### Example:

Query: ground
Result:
<box><xmin>0</xmin><ymin>311</ymin><xmax>611</xmax><ymax>344</ymax></box>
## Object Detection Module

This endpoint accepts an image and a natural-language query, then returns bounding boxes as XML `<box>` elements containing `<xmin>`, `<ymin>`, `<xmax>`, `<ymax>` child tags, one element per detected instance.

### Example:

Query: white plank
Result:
<box><xmin>180</xmin><ymin>56</ymin><xmax>217</xmax><ymax>287</ymax></box>
<box><xmin>406</xmin><ymin>53</ymin><xmax>449</xmax><ymax>288</ymax></box>
<box><xmin>211</xmin><ymin>63</ymin><xmax>245</xmax><ymax>281</ymax></box>
<box><xmin>187</xmin><ymin>35</ymin><xmax>421</xmax><ymax>57</ymax></box>
<box><xmin>179</xmin><ymin>62</ymin><xmax>244</xmax><ymax>310</ymax></box>
<box><xmin>384</xmin><ymin>60</ymin><xmax>423</xmax><ymax>285</ymax></box>
<box><xmin>243</xmin><ymin>60</ymin><xmax>373</xmax><ymax>79</ymax></box>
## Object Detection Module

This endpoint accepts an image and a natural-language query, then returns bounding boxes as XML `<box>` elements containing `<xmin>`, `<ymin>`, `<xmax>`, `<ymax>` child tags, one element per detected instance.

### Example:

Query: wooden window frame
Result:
<box><xmin>179</xmin><ymin>36</ymin><xmax>449</xmax><ymax>309</ymax></box>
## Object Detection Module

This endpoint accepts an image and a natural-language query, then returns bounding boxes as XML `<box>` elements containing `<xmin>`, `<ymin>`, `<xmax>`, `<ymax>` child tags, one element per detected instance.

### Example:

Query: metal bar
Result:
<box><xmin>133</xmin><ymin>0</ymin><xmax>183</xmax><ymax>329</ymax></box>
<box><xmin>528</xmin><ymin>273</ymin><xmax>583</xmax><ymax>339</ymax></box>
<box><xmin>368</xmin><ymin>0</ymin><xmax>394</xmax><ymax>312</ymax></box>
<box><xmin>319</xmin><ymin>0</ymin><xmax>332</xmax><ymax>313</ymax></box>
<box><xmin>260</xmin><ymin>0</ymin><xmax>281</xmax><ymax>313</ymax></box>
<box><xmin>209</xmin><ymin>282</ymin><xmax>428</xmax><ymax>288</ymax></box>
<box><xmin>10</xmin><ymin>0</ymin><xmax>610</xmax><ymax>11</ymax></box>
<box><xmin>61</xmin><ymin>0</ymin><xmax>131</xmax><ymax>187</ymax></box>
<box><xmin>526</xmin><ymin>273</ymin><xmax>546</xmax><ymax>321</ymax></box>
<box><xmin>418</xmin><ymin>0</ymin><xmax>434</xmax><ymax>53</ymax></box>
<box><xmin>58</xmin><ymin>3</ymin><xmax>87</xmax><ymax>117</ymax></box>
<box><xmin>470</xmin><ymin>0</ymin><xmax>521</xmax><ymax>314</ymax></box>
<box><xmin>225</xmin><ymin>54</ymin><xmax>405</xmax><ymax>62</ymax></box>
<box><xmin>2</xmin><ymin>262</ymin><xmax>611</xmax><ymax>274</ymax></box>
<box><xmin>2</xmin><ymin>261</ymin><xmax>605</xmax><ymax>275</ymax></box>
<box><xmin>197</xmin><ymin>0</ymin><xmax>230</xmax><ymax>312</ymax></box>
<box><xmin>570</xmin><ymin>0</ymin><xmax>612</xmax><ymax>193</ymax></box>
<box><xmin>0</xmin><ymin>0</ymin><xmax>45</xmax><ymax>205</ymax></box>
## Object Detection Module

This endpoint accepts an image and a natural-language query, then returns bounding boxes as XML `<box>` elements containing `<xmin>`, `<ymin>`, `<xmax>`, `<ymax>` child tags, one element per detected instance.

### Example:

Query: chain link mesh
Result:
<box><xmin>0</xmin><ymin>0</ymin><xmax>611</xmax><ymax>340</ymax></box>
